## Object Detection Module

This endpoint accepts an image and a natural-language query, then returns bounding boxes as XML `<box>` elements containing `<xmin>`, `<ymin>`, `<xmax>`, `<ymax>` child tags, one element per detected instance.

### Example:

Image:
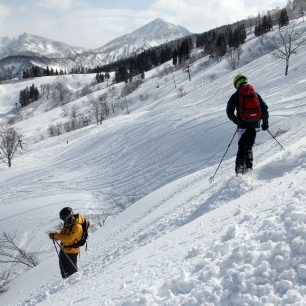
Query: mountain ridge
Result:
<box><xmin>97</xmin><ymin>18</ymin><xmax>191</xmax><ymax>53</ymax></box>
<box><xmin>0</xmin><ymin>18</ymin><xmax>191</xmax><ymax>79</ymax></box>
<box><xmin>0</xmin><ymin>32</ymin><xmax>88</xmax><ymax>60</ymax></box>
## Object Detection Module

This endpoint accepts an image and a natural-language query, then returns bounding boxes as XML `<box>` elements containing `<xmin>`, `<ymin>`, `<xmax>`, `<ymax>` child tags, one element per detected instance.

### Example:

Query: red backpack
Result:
<box><xmin>238</xmin><ymin>84</ymin><xmax>262</xmax><ymax>122</ymax></box>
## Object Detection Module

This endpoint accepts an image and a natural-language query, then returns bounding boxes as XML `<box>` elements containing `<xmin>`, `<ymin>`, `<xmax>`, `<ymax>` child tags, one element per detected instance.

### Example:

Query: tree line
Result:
<box><xmin>22</xmin><ymin>66</ymin><xmax>66</xmax><ymax>79</ymax></box>
<box><xmin>254</xmin><ymin>9</ymin><xmax>289</xmax><ymax>37</ymax></box>
<box><xmin>19</xmin><ymin>84</ymin><xmax>40</xmax><ymax>107</ymax></box>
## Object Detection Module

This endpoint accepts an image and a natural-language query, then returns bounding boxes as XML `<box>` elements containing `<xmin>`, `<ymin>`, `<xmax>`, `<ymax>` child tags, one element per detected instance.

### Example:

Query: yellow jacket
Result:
<box><xmin>54</xmin><ymin>214</ymin><xmax>84</xmax><ymax>254</ymax></box>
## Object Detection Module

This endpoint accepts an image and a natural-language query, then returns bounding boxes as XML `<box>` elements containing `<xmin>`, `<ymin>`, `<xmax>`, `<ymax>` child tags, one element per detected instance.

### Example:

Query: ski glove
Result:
<box><xmin>261</xmin><ymin>122</ymin><xmax>269</xmax><ymax>131</ymax></box>
<box><xmin>49</xmin><ymin>233</ymin><xmax>55</xmax><ymax>239</ymax></box>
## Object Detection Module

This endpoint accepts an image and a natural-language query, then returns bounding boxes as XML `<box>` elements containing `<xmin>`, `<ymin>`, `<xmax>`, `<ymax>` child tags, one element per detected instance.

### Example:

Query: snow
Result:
<box><xmin>0</xmin><ymin>19</ymin><xmax>306</xmax><ymax>305</ymax></box>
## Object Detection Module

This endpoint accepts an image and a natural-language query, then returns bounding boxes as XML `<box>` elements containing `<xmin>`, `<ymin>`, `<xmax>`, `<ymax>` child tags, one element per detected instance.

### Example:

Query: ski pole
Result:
<box><xmin>267</xmin><ymin>129</ymin><xmax>286</xmax><ymax>151</ymax></box>
<box><xmin>210</xmin><ymin>128</ymin><xmax>238</xmax><ymax>183</ymax></box>
<box><xmin>52</xmin><ymin>240</ymin><xmax>59</xmax><ymax>257</ymax></box>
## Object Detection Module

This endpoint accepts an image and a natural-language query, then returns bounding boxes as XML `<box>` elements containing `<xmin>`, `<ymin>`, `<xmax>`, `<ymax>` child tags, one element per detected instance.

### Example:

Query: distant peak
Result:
<box><xmin>19</xmin><ymin>32</ymin><xmax>30</xmax><ymax>38</ymax></box>
<box><xmin>18</xmin><ymin>32</ymin><xmax>38</xmax><ymax>40</ymax></box>
<box><xmin>151</xmin><ymin>18</ymin><xmax>166</xmax><ymax>23</ymax></box>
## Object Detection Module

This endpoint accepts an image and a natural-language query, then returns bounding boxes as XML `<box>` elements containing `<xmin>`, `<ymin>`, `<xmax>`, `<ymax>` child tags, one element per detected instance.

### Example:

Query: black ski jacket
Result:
<box><xmin>226</xmin><ymin>85</ymin><xmax>269</xmax><ymax>129</ymax></box>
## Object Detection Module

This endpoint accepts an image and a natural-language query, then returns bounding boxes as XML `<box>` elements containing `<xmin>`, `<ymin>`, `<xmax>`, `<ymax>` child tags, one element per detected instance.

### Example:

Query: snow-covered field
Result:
<box><xmin>1</xmin><ymin>20</ymin><xmax>306</xmax><ymax>305</ymax></box>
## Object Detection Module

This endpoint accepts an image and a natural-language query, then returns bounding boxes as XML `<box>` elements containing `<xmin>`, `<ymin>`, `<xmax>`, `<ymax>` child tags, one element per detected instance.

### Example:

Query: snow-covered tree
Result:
<box><xmin>0</xmin><ymin>125</ymin><xmax>22</xmax><ymax>167</ymax></box>
<box><xmin>272</xmin><ymin>20</ymin><xmax>306</xmax><ymax>75</ymax></box>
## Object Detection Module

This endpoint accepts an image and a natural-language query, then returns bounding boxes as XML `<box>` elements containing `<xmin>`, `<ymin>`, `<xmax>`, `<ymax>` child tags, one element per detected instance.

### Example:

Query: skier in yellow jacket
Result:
<box><xmin>49</xmin><ymin>207</ymin><xmax>84</xmax><ymax>278</ymax></box>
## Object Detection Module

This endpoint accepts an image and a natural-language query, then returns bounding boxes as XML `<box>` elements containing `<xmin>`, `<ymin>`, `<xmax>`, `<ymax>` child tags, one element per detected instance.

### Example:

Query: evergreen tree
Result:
<box><xmin>19</xmin><ymin>89</ymin><xmax>28</xmax><ymax>107</ymax></box>
<box><xmin>19</xmin><ymin>84</ymin><xmax>39</xmax><ymax>107</ymax></box>
<box><xmin>172</xmin><ymin>49</ymin><xmax>178</xmax><ymax>65</ymax></box>
<box><xmin>226</xmin><ymin>25</ymin><xmax>234</xmax><ymax>48</ymax></box>
<box><xmin>178</xmin><ymin>39</ymin><xmax>190</xmax><ymax>64</ymax></box>
<box><xmin>254</xmin><ymin>20</ymin><xmax>263</xmax><ymax>36</ymax></box>
<box><xmin>214</xmin><ymin>33</ymin><xmax>227</xmax><ymax>60</ymax></box>
<box><xmin>262</xmin><ymin>15</ymin><xmax>272</xmax><ymax>33</ymax></box>
<box><xmin>238</xmin><ymin>24</ymin><xmax>247</xmax><ymax>44</ymax></box>
<box><xmin>279</xmin><ymin>8</ymin><xmax>289</xmax><ymax>27</ymax></box>
<box><xmin>29</xmin><ymin>84</ymin><xmax>39</xmax><ymax>101</ymax></box>
<box><xmin>96</xmin><ymin>72</ymin><xmax>105</xmax><ymax>83</ymax></box>
<box><xmin>115</xmin><ymin>66</ymin><xmax>128</xmax><ymax>83</ymax></box>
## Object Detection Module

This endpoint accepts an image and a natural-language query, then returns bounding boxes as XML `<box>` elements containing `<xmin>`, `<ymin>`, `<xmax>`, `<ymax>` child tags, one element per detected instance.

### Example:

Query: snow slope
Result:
<box><xmin>0</xmin><ymin>19</ymin><xmax>306</xmax><ymax>305</ymax></box>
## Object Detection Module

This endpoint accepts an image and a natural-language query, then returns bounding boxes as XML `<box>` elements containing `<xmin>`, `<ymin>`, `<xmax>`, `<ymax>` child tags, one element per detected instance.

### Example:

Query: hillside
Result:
<box><xmin>0</xmin><ymin>19</ymin><xmax>306</xmax><ymax>305</ymax></box>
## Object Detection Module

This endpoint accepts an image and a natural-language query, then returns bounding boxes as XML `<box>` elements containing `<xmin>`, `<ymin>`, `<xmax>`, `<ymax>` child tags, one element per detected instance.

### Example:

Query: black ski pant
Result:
<box><xmin>235</xmin><ymin>128</ymin><xmax>256</xmax><ymax>174</ymax></box>
<box><xmin>59</xmin><ymin>250</ymin><xmax>78</xmax><ymax>279</ymax></box>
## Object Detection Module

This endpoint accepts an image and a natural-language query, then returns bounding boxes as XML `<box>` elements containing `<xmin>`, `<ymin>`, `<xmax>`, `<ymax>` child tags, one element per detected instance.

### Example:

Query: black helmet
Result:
<box><xmin>59</xmin><ymin>207</ymin><xmax>73</xmax><ymax>221</ymax></box>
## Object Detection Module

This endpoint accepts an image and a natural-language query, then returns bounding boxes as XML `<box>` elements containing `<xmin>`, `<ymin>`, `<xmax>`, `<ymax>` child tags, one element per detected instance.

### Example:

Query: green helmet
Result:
<box><xmin>233</xmin><ymin>74</ymin><xmax>248</xmax><ymax>88</ymax></box>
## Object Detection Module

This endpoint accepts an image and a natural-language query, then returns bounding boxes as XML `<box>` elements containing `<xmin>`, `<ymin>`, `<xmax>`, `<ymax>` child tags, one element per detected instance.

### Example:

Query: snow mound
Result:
<box><xmin>126</xmin><ymin>200</ymin><xmax>306</xmax><ymax>306</ymax></box>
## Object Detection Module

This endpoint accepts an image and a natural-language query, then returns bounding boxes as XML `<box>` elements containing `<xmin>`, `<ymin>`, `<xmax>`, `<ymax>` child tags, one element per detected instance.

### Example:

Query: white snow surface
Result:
<box><xmin>0</xmin><ymin>20</ymin><xmax>306</xmax><ymax>306</ymax></box>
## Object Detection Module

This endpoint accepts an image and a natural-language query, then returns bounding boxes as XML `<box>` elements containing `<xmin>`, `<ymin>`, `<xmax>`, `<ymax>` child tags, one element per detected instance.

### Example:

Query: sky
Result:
<box><xmin>0</xmin><ymin>0</ymin><xmax>288</xmax><ymax>49</ymax></box>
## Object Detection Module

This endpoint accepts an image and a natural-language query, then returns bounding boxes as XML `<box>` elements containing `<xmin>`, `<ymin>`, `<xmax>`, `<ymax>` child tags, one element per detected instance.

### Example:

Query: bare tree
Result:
<box><xmin>54</xmin><ymin>82</ymin><xmax>72</xmax><ymax>104</ymax></box>
<box><xmin>40</xmin><ymin>84</ymin><xmax>52</xmax><ymax>100</ymax></box>
<box><xmin>176</xmin><ymin>86</ymin><xmax>185</xmax><ymax>98</ymax></box>
<box><xmin>61</xmin><ymin>104</ymin><xmax>70</xmax><ymax>117</ymax></box>
<box><xmin>271</xmin><ymin>20</ymin><xmax>306</xmax><ymax>75</ymax></box>
<box><xmin>121</xmin><ymin>85</ymin><xmax>134</xmax><ymax>114</ymax></box>
<box><xmin>70</xmin><ymin>105</ymin><xmax>79</xmax><ymax>119</ymax></box>
<box><xmin>227</xmin><ymin>46</ymin><xmax>242</xmax><ymax>70</ymax></box>
<box><xmin>111</xmin><ymin>195</ymin><xmax>126</xmax><ymax>212</ymax></box>
<box><xmin>89</xmin><ymin>94</ymin><xmax>109</xmax><ymax>125</ymax></box>
<box><xmin>108</xmin><ymin>86</ymin><xmax>118</xmax><ymax>114</ymax></box>
<box><xmin>0</xmin><ymin>125</ymin><xmax>22</xmax><ymax>167</ymax></box>
<box><xmin>0</xmin><ymin>232</ymin><xmax>38</xmax><ymax>269</ymax></box>
<box><xmin>69</xmin><ymin>105</ymin><xmax>80</xmax><ymax>130</ymax></box>
<box><xmin>86</xmin><ymin>213</ymin><xmax>108</xmax><ymax>232</ymax></box>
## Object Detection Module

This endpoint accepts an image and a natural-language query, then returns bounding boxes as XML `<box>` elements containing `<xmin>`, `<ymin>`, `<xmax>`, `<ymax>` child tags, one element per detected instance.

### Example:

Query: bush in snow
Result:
<box><xmin>86</xmin><ymin>213</ymin><xmax>108</xmax><ymax>232</ymax></box>
<box><xmin>0</xmin><ymin>232</ymin><xmax>38</xmax><ymax>269</ymax></box>
<box><xmin>0</xmin><ymin>269</ymin><xmax>11</xmax><ymax>294</ymax></box>
<box><xmin>176</xmin><ymin>86</ymin><xmax>185</xmax><ymax>98</ymax></box>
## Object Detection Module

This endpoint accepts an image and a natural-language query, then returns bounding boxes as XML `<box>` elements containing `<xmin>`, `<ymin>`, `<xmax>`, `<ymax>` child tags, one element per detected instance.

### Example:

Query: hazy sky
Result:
<box><xmin>0</xmin><ymin>0</ymin><xmax>288</xmax><ymax>49</ymax></box>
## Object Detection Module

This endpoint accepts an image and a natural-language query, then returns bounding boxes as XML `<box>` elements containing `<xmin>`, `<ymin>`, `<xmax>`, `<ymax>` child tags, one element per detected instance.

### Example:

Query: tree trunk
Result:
<box><xmin>285</xmin><ymin>58</ymin><xmax>289</xmax><ymax>76</ymax></box>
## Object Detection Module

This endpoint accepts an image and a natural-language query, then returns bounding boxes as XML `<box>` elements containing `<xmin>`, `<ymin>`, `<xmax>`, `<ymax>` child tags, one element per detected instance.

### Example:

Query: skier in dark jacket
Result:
<box><xmin>226</xmin><ymin>74</ymin><xmax>269</xmax><ymax>175</ymax></box>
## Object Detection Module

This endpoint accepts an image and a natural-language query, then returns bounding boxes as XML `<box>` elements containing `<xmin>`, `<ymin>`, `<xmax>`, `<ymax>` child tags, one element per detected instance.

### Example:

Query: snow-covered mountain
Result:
<box><xmin>0</xmin><ymin>19</ymin><xmax>190</xmax><ymax>79</ymax></box>
<box><xmin>96</xmin><ymin>18</ymin><xmax>191</xmax><ymax>58</ymax></box>
<box><xmin>0</xmin><ymin>33</ymin><xmax>88</xmax><ymax>60</ymax></box>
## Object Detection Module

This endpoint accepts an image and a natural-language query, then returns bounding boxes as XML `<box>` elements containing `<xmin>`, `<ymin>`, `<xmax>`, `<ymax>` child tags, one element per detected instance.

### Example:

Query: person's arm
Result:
<box><xmin>257</xmin><ymin>93</ymin><xmax>269</xmax><ymax>124</ymax></box>
<box><xmin>226</xmin><ymin>93</ymin><xmax>238</xmax><ymax>125</ymax></box>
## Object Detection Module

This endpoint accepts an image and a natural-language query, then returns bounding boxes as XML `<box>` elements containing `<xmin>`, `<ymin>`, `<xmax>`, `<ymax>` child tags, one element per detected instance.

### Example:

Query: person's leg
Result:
<box><xmin>59</xmin><ymin>250</ymin><xmax>68</xmax><ymax>278</ymax></box>
<box><xmin>59</xmin><ymin>250</ymin><xmax>78</xmax><ymax>279</ymax></box>
<box><xmin>244</xmin><ymin>128</ymin><xmax>256</xmax><ymax>171</ymax></box>
<box><xmin>235</xmin><ymin>129</ymin><xmax>247</xmax><ymax>174</ymax></box>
